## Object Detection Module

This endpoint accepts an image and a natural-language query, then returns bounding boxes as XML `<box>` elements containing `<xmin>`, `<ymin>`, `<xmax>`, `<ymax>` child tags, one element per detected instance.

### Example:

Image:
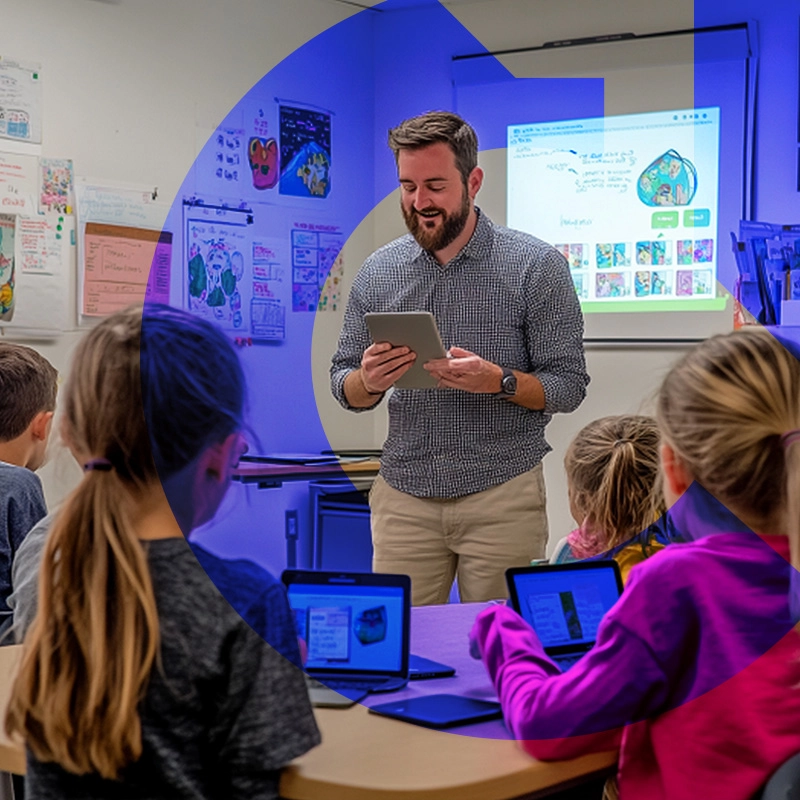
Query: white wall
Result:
<box><xmin>1</xmin><ymin>0</ymin><xmax>360</xmax><ymax>509</ymax></box>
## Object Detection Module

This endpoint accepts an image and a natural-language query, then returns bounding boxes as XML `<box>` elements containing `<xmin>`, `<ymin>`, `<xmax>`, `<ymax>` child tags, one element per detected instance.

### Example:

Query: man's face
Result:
<box><xmin>398</xmin><ymin>142</ymin><xmax>471</xmax><ymax>253</ymax></box>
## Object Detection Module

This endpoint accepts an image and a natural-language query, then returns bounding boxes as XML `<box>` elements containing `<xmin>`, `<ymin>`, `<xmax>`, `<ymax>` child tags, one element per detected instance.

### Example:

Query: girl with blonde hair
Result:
<box><xmin>5</xmin><ymin>304</ymin><xmax>319</xmax><ymax>799</ymax></box>
<box><xmin>470</xmin><ymin>328</ymin><xmax>800</xmax><ymax>799</ymax></box>
<box><xmin>551</xmin><ymin>414</ymin><xmax>673</xmax><ymax>582</ymax></box>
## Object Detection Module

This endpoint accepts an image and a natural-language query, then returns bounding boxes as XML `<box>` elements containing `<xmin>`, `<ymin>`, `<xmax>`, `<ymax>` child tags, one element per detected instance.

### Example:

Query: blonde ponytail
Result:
<box><xmin>7</xmin><ymin>473</ymin><xmax>159</xmax><ymax>777</ymax></box>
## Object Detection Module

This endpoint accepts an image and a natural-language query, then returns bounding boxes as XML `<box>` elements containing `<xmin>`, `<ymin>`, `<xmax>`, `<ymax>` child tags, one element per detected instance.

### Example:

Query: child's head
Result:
<box><xmin>657</xmin><ymin>327</ymin><xmax>800</xmax><ymax>542</ymax></box>
<box><xmin>564</xmin><ymin>414</ymin><xmax>663</xmax><ymax>550</ymax></box>
<box><xmin>61</xmin><ymin>303</ymin><xmax>247</xmax><ymax>525</ymax></box>
<box><xmin>0</xmin><ymin>343</ymin><xmax>58</xmax><ymax>469</ymax></box>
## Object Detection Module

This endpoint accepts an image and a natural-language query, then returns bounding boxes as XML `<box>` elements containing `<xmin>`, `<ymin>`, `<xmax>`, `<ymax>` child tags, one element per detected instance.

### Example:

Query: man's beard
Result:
<box><xmin>402</xmin><ymin>188</ymin><xmax>470</xmax><ymax>253</ymax></box>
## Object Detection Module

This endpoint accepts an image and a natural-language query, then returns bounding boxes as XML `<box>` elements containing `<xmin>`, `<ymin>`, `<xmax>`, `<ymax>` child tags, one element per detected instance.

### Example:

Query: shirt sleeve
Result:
<box><xmin>212</xmin><ymin>623</ymin><xmax>321</xmax><ymax>799</ymax></box>
<box><xmin>523</xmin><ymin>247</ymin><xmax>589</xmax><ymax>414</ymax></box>
<box><xmin>471</xmin><ymin>604</ymin><xmax>669</xmax><ymax>761</ymax></box>
<box><xmin>8</xmin><ymin>511</ymin><xmax>53</xmax><ymax>641</ymax></box>
<box><xmin>330</xmin><ymin>260</ymin><xmax>381</xmax><ymax>412</ymax></box>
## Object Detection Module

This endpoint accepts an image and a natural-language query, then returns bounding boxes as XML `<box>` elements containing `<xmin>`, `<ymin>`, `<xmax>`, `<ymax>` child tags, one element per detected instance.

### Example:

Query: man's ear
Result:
<box><xmin>468</xmin><ymin>166</ymin><xmax>483</xmax><ymax>200</ymax></box>
<box><xmin>660</xmin><ymin>442</ymin><xmax>693</xmax><ymax>500</ymax></box>
<box><xmin>30</xmin><ymin>411</ymin><xmax>54</xmax><ymax>442</ymax></box>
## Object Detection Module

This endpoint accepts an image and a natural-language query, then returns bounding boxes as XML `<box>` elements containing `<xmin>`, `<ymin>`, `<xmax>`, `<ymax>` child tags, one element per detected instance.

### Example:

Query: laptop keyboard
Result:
<box><xmin>307</xmin><ymin>677</ymin><xmax>381</xmax><ymax>692</ymax></box>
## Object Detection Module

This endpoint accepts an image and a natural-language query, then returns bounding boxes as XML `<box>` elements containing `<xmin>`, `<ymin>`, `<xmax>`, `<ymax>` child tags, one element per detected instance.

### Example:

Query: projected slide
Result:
<box><xmin>507</xmin><ymin>108</ymin><xmax>723</xmax><ymax>313</ymax></box>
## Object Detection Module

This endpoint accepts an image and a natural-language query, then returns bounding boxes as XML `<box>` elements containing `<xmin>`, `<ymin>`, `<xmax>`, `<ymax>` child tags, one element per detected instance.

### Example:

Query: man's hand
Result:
<box><xmin>361</xmin><ymin>342</ymin><xmax>417</xmax><ymax>393</ymax></box>
<box><xmin>343</xmin><ymin>342</ymin><xmax>417</xmax><ymax>408</ymax></box>
<box><xmin>424</xmin><ymin>346</ymin><xmax>502</xmax><ymax>393</ymax></box>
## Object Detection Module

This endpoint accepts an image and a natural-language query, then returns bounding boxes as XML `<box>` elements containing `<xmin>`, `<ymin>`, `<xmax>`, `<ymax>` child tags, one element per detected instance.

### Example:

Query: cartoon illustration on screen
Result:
<box><xmin>248</xmin><ymin>137</ymin><xmax>279</xmax><ymax>190</ymax></box>
<box><xmin>677</xmin><ymin>270</ymin><xmax>694</xmax><ymax>296</ymax></box>
<box><xmin>596</xmin><ymin>272</ymin><xmax>628</xmax><ymax>298</ymax></box>
<box><xmin>637</xmin><ymin>149</ymin><xmax>697</xmax><ymax>207</ymax></box>
<box><xmin>635</xmin><ymin>271</ymin><xmax>651</xmax><ymax>297</ymax></box>
<box><xmin>354</xmin><ymin>606</ymin><xmax>388</xmax><ymax>645</ymax></box>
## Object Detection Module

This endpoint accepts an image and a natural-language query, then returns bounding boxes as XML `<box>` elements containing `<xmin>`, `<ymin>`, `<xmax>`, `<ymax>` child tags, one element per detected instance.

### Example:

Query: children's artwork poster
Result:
<box><xmin>0</xmin><ymin>152</ymin><xmax>38</xmax><ymax>215</ymax></box>
<box><xmin>39</xmin><ymin>158</ymin><xmax>74</xmax><ymax>214</ymax></box>
<box><xmin>82</xmin><ymin>224</ymin><xmax>172</xmax><ymax>316</ymax></box>
<box><xmin>75</xmin><ymin>181</ymin><xmax>171</xmax><ymax>320</ymax></box>
<box><xmin>279</xmin><ymin>105</ymin><xmax>331</xmax><ymax>199</ymax></box>
<box><xmin>186</xmin><ymin>215</ymin><xmax>248</xmax><ymax>330</ymax></box>
<box><xmin>251</xmin><ymin>236</ymin><xmax>286</xmax><ymax>339</ymax></box>
<box><xmin>0</xmin><ymin>214</ymin><xmax>15</xmax><ymax>320</ymax></box>
<box><xmin>290</xmin><ymin>220</ymin><xmax>343</xmax><ymax>311</ymax></box>
<box><xmin>16</xmin><ymin>215</ymin><xmax>64</xmax><ymax>275</ymax></box>
<box><xmin>248</xmin><ymin>106</ymin><xmax>279</xmax><ymax>192</ymax></box>
<box><xmin>0</xmin><ymin>57</ymin><xmax>42</xmax><ymax>144</ymax></box>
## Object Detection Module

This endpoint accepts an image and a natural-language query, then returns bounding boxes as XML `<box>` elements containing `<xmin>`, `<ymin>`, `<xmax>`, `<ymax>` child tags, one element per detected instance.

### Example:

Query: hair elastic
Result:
<box><xmin>83</xmin><ymin>458</ymin><xmax>113</xmax><ymax>472</ymax></box>
<box><xmin>780</xmin><ymin>430</ymin><xmax>800</xmax><ymax>449</ymax></box>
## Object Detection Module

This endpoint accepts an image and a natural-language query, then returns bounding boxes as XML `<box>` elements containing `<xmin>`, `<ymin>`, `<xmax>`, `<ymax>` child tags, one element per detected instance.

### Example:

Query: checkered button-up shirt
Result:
<box><xmin>331</xmin><ymin>210</ymin><xmax>589</xmax><ymax>498</ymax></box>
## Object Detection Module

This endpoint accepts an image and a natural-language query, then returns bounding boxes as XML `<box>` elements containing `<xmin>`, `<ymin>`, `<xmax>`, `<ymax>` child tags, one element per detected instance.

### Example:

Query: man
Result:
<box><xmin>331</xmin><ymin>111</ymin><xmax>589</xmax><ymax>605</ymax></box>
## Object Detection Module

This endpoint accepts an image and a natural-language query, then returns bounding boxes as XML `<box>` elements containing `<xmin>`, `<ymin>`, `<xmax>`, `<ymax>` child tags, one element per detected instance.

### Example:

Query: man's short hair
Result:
<box><xmin>388</xmin><ymin>111</ymin><xmax>478</xmax><ymax>185</ymax></box>
<box><xmin>0</xmin><ymin>344</ymin><xmax>58</xmax><ymax>442</ymax></box>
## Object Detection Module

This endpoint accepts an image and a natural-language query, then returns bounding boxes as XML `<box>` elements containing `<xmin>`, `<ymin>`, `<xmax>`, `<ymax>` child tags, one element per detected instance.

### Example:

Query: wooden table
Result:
<box><xmin>0</xmin><ymin>606</ymin><xmax>617</xmax><ymax>796</ymax></box>
<box><xmin>279</xmin><ymin>603</ymin><xmax>617</xmax><ymax>800</ymax></box>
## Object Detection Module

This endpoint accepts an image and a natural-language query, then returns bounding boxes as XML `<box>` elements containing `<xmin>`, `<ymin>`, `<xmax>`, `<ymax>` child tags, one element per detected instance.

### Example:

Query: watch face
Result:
<box><xmin>502</xmin><ymin>372</ymin><xmax>517</xmax><ymax>395</ymax></box>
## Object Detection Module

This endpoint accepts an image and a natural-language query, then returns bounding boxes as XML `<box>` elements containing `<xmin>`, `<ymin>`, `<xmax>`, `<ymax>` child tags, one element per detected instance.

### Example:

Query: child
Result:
<box><xmin>6</xmin><ymin>305</ymin><xmax>319</xmax><ymax>798</ymax></box>
<box><xmin>0</xmin><ymin>343</ymin><xmax>57</xmax><ymax>621</ymax></box>
<box><xmin>470</xmin><ymin>328</ymin><xmax>800</xmax><ymax>800</ymax></box>
<box><xmin>550</xmin><ymin>414</ymin><xmax>673</xmax><ymax>583</ymax></box>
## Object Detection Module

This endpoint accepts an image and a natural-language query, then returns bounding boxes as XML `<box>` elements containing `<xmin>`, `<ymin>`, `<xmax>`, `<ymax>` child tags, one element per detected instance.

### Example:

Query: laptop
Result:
<box><xmin>282</xmin><ymin>570</ymin><xmax>411</xmax><ymax>705</ymax></box>
<box><xmin>505</xmin><ymin>561</ymin><xmax>623</xmax><ymax>671</ymax></box>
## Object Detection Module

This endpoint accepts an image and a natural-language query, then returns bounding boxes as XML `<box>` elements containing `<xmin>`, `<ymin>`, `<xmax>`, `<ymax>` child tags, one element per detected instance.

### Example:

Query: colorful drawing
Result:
<box><xmin>694</xmin><ymin>239</ymin><xmax>714</xmax><ymax>263</ymax></box>
<box><xmin>279</xmin><ymin>105</ymin><xmax>331</xmax><ymax>198</ymax></box>
<box><xmin>571</xmin><ymin>272</ymin><xmax>588</xmax><ymax>300</ymax></box>
<box><xmin>568</xmin><ymin>243</ymin><xmax>586</xmax><ymax>269</ymax></box>
<box><xmin>677</xmin><ymin>239</ymin><xmax>693</xmax><ymax>265</ymax></box>
<box><xmin>634</xmin><ymin>271</ymin><xmax>651</xmax><ymax>297</ymax></box>
<box><xmin>676</xmin><ymin>270</ymin><xmax>694</xmax><ymax>296</ymax></box>
<box><xmin>186</xmin><ymin>220</ymin><xmax>247</xmax><ymax>328</ymax></box>
<box><xmin>596</xmin><ymin>243</ymin><xmax>612</xmax><ymax>269</ymax></box>
<box><xmin>354</xmin><ymin>606</ymin><xmax>387</xmax><ymax>645</ymax></box>
<box><xmin>613</xmin><ymin>243</ymin><xmax>630</xmax><ymax>267</ymax></box>
<box><xmin>0</xmin><ymin>215</ymin><xmax>14</xmax><ymax>320</ymax></box>
<box><xmin>637</xmin><ymin>149</ymin><xmax>697</xmax><ymax>207</ymax></box>
<box><xmin>651</xmin><ymin>270</ymin><xmax>672</xmax><ymax>295</ymax></box>
<box><xmin>693</xmin><ymin>269</ymin><xmax>713</xmax><ymax>295</ymax></box>
<box><xmin>248</xmin><ymin>137</ymin><xmax>279</xmax><ymax>190</ymax></box>
<box><xmin>39</xmin><ymin>158</ymin><xmax>74</xmax><ymax>213</ymax></box>
<box><xmin>596</xmin><ymin>272</ymin><xmax>628</xmax><ymax>298</ymax></box>
<box><xmin>636</xmin><ymin>241</ymin><xmax>652</xmax><ymax>265</ymax></box>
<box><xmin>651</xmin><ymin>240</ymin><xmax>672</xmax><ymax>266</ymax></box>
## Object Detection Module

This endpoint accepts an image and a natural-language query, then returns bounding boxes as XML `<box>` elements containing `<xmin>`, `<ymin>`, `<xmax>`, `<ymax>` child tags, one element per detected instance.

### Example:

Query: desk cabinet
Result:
<box><xmin>310</xmin><ymin>481</ymin><xmax>373</xmax><ymax>572</ymax></box>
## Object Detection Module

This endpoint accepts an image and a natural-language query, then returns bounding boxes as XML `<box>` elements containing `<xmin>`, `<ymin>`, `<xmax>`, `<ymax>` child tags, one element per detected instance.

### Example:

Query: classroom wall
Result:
<box><xmin>0</xmin><ymin>0</ymin><xmax>363</xmax><ymax>564</ymax></box>
<box><xmin>311</xmin><ymin>0</ymin><xmax>800</xmax><ymax>551</ymax></box>
<box><xmin>5</xmin><ymin>0</ymin><xmax>799</xmax><ymax>566</ymax></box>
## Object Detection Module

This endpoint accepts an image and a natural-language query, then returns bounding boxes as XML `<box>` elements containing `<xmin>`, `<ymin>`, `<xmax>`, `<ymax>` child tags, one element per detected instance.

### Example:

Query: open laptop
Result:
<box><xmin>282</xmin><ymin>570</ymin><xmax>411</xmax><ymax>705</ymax></box>
<box><xmin>505</xmin><ymin>561</ymin><xmax>623</xmax><ymax>671</ymax></box>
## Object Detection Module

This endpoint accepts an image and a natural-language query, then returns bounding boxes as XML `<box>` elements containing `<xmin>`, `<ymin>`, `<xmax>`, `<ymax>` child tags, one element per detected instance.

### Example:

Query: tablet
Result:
<box><xmin>408</xmin><ymin>654</ymin><xmax>456</xmax><ymax>680</ymax></box>
<box><xmin>365</xmin><ymin>312</ymin><xmax>446</xmax><ymax>389</ymax></box>
<box><xmin>368</xmin><ymin>694</ymin><xmax>502</xmax><ymax>729</ymax></box>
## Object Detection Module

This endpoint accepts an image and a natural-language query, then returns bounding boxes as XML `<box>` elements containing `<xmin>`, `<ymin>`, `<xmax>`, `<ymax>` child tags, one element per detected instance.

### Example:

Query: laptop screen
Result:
<box><xmin>283</xmin><ymin>572</ymin><xmax>409</xmax><ymax>676</ymax></box>
<box><xmin>506</xmin><ymin>563</ymin><xmax>622</xmax><ymax>650</ymax></box>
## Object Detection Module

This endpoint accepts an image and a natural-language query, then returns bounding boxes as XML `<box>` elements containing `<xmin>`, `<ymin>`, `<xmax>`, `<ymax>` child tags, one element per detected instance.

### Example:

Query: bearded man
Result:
<box><xmin>331</xmin><ymin>111</ymin><xmax>589</xmax><ymax>605</ymax></box>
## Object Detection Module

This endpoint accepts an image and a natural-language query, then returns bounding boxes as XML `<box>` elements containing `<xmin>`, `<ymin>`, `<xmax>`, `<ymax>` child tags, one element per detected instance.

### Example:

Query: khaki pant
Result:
<box><xmin>370</xmin><ymin>464</ymin><xmax>548</xmax><ymax>606</ymax></box>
